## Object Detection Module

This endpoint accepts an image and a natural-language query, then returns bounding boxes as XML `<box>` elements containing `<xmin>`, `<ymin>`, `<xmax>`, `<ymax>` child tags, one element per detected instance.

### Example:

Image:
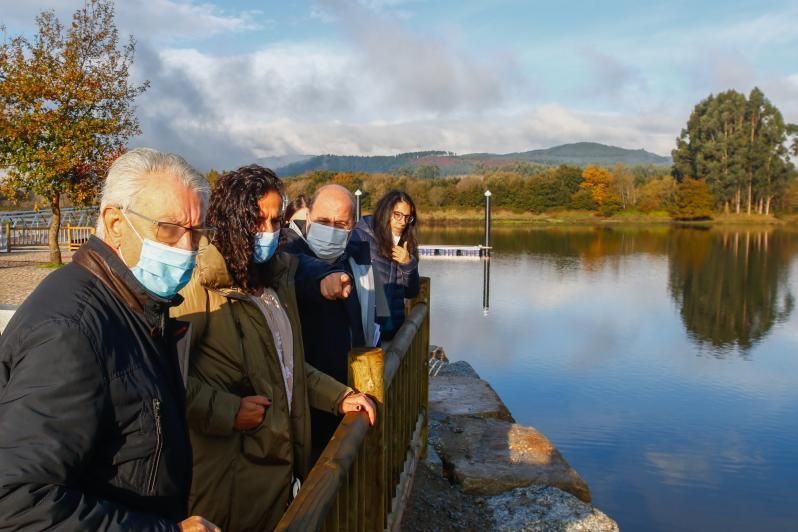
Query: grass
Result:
<box><xmin>421</xmin><ymin>208</ymin><xmax>794</xmax><ymax>226</ymax></box>
<box><xmin>35</xmin><ymin>263</ymin><xmax>65</xmax><ymax>269</ymax></box>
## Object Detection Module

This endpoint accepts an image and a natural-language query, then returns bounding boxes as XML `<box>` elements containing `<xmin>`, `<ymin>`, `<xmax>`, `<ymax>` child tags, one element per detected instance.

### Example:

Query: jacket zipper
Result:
<box><xmin>147</xmin><ymin>398</ymin><xmax>164</xmax><ymax>495</ymax></box>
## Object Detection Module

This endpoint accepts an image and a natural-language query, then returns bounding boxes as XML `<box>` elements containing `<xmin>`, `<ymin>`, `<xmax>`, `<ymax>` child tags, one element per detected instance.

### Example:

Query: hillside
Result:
<box><xmin>277</xmin><ymin>142</ymin><xmax>671</xmax><ymax>176</ymax></box>
<box><xmin>502</xmin><ymin>142</ymin><xmax>671</xmax><ymax>165</ymax></box>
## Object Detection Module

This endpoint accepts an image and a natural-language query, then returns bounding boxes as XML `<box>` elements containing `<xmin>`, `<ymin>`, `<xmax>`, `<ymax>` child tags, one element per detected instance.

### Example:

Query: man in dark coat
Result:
<box><xmin>283</xmin><ymin>184</ymin><xmax>381</xmax><ymax>454</ymax></box>
<box><xmin>0</xmin><ymin>149</ymin><xmax>219</xmax><ymax>531</ymax></box>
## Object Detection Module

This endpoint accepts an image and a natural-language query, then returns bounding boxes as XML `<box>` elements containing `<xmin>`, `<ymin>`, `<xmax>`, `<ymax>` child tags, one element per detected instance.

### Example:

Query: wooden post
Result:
<box><xmin>348</xmin><ymin>347</ymin><xmax>385</xmax><ymax>531</ymax></box>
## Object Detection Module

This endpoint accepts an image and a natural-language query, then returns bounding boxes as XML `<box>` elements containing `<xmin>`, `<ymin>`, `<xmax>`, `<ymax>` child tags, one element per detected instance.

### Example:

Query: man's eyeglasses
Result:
<box><xmin>125</xmin><ymin>208</ymin><xmax>216</xmax><ymax>247</ymax></box>
<box><xmin>391</xmin><ymin>211</ymin><xmax>415</xmax><ymax>224</ymax></box>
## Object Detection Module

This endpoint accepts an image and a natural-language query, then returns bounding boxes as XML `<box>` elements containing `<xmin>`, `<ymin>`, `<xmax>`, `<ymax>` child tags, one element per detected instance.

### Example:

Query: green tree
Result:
<box><xmin>637</xmin><ymin>175</ymin><xmax>677</xmax><ymax>212</ymax></box>
<box><xmin>0</xmin><ymin>0</ymin><xmax>147</xmax><ymax>264</ymax></box>
<box><xmin>671</xmin><ymin>177</ymin><xmax>714</xmax><ymax>220</ymax></box>
<box><xmin>672</xmin><ymin>88</ymin><xmax>795</xmax><ymax>215</ymax></box>
<box><xmin>413</xmin><ymin>164</ymin><xmax>441</xmax><ymax>180</ymax></box>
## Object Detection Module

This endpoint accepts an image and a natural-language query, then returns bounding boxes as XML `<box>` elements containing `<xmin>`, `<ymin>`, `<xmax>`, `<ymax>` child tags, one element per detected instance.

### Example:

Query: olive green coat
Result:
<box><xmin>172</xmin><ymin>244</ymin><xmax>351</xmax><ymax>532</ymax></box>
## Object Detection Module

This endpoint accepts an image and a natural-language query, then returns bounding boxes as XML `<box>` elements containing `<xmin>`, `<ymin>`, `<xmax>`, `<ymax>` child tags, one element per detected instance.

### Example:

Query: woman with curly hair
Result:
<box><xmin>352</xmin><ymin>189</ymin><xmax>420</xmax><ymax>341</ymax></box>
<box><xmin>172</xmin><ymin>165</ymin><xmax>375</xmax><ymax>531</ymax></box>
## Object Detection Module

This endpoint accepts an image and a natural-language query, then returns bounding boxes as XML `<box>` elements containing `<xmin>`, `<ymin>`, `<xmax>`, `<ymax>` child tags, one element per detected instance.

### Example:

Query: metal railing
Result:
<box><xmin>0</xmin><ymin>207</ymin><xmax>98</xmax><ymax>228</ymax></box>
<box><xmin>276</xmin><ymin>277</ymin><xmax>431</xmax><ymax>532</ymax></box>
<box><xmin>1</xmin><ymin>223</ymin><xmax>96</xmax><ymax>252</ymax></box>
<box><xmin>0</xmin><ymin>207</ymin><xmax>98</xmax><ymax>252</ymax></box>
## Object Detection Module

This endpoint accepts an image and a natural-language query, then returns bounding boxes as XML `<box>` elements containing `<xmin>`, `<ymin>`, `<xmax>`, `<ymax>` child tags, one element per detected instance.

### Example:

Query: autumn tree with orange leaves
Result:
<box><xmin>579</xmin><ymin>165</ymin><xmax>621</xmax><ymax>215</ymax></box>
<box><xmin>0</xmin><ymin>0</ymin><xmax>148</xmax><ymax>264</ymax></box>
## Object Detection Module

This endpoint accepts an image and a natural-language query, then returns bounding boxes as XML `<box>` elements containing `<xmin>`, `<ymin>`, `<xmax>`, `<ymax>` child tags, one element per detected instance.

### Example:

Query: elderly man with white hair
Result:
<box><xmin>0</xmin><ymin>149</ymin><xmax>219</xmax><ymax>531</ymax></box>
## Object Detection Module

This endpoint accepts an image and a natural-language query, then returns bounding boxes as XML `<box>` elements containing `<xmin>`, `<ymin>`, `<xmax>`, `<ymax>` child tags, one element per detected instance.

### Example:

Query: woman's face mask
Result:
<box><xmin>305</xmin><ymin>221</ymin><xmax>350</xmax><ymax>261</ymax></box>
<box><xmin>121</xmin><ymin>210</ymin><xmax>197</xmax><ymax>299</ymax></box>
<box><xmin>252</xmin><ymin>229</ymin><xmax>279</xmax><ymax>263</ymax></box>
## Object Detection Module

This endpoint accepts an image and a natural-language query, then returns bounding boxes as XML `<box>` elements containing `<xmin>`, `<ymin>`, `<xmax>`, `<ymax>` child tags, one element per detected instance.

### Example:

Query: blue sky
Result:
<box><xmin>3</xmin><ymin>0</ymin><xmax>797</xmax><ymax>169</ymax></box>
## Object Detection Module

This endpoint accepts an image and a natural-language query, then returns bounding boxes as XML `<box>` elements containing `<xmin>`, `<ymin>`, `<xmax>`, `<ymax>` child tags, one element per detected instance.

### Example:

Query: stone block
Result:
<box><xmin>435</xmin><ymin>416</ymin><xmax>591</xmax><ymax>503</ymax></box>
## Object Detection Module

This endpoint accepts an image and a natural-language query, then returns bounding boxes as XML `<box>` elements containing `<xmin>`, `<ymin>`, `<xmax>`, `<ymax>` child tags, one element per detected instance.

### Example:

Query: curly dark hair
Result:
<box><xmin>207</xmin><ymin>164</ymin><xmax>284</xmax><ymax>292</ymax></box>
<box><xmin>372</xmin><ymin>190</ymin><xmax>418</xmax><ymax>259</ymax></box>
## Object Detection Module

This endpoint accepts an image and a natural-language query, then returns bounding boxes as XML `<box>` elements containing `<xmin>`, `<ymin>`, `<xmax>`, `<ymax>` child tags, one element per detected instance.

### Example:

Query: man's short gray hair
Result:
<box><xmin>96</xmin><ymin>148</ymin><xmax>210</xmax><ymax>237</ymax></box>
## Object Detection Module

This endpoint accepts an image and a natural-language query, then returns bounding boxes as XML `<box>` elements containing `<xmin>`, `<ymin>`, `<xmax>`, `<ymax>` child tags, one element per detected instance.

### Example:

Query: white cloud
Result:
<box><xmin>131</xmin><ymin>39</ymin><xmax>680</xmax><ymax>168</ymax></box>
<box><xmin>116</xmin><ymin>0</ymin><xmax>263</xmax><ymax>39</ymax></box>
<box><xmin>0</xmin><ymin>0</ymin><xmax>262</xmax><ymax>40</ymax></box>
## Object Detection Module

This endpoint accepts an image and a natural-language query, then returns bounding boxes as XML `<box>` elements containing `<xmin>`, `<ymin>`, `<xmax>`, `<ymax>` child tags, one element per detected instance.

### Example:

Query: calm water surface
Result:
<box><xmin>417</xmin><ymin>225</ymin><xmax>798</xmax><ymax>532</ymax></box>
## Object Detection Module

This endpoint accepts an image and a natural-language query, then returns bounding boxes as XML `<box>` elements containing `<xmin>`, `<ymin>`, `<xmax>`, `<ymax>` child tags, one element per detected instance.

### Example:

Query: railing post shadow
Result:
<box><xmin>348</xmin><ymin>347</ymin><xmax>386</xmax><ymax>531</ymax></box>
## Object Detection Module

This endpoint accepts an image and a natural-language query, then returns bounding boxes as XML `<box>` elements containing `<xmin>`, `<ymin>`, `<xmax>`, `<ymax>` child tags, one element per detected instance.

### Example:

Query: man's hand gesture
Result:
<box><xmin>320</xmin><ymin>273</ymin><xmax>352</xmax><ymax>300</ymax></box>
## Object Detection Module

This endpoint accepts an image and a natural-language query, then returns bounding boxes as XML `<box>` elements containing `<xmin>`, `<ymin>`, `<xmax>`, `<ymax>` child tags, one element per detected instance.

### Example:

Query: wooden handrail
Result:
<box><xmin>275</xmin><ymin>277</ymin><xmax>431</xmax><ymax>532</ymax></box>
<box><xmin>275</xmin><ymin>413</ymin><xmax>370</xmax><ymax>532</ymax></box>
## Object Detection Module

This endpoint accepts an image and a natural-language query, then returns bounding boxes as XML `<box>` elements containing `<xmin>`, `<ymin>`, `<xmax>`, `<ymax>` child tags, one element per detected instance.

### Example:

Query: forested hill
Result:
<box><xmin>500</xmin><ymin>142</ymin><xmax>672</xmax><ymax>165</ymax></box>
<box><xmin>277</xmin><ymin>143</ymin><xmax>671</xmax><ymax>176</ymax></box>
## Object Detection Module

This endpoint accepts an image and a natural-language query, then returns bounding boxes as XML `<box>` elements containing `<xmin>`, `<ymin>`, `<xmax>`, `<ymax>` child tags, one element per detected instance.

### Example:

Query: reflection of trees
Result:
<box><xmin>668</xmin><ymin>228</ymin><xmax>795</xmax><ymax>352</ymax></box>
<box><xmin>418</xmin><ymin>225</ymin><xmax>670</xmax><ymax>273</ymax></box>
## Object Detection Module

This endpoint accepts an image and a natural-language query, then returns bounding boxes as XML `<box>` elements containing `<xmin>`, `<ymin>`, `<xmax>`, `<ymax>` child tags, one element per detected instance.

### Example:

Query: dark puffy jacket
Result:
<box><xmin>352</xmin><ymin>215</ymin><xmax>419</xmax><ymax>338</ymax></box>
<box><xmin>0</xmin><ymin>236</ymin><xmax>192</xmax><ymax>531</ymax></box>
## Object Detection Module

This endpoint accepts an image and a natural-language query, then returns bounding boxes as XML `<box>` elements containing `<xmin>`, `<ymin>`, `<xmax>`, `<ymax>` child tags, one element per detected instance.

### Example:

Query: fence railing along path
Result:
<box><xmin>276</xmin><ymin>277</ymin><xmax>431</xmax><ymax>532</ymax></box>
<box><xmin>0</xmin><ymin>207</ymin><xmax>98</xmax><ymax>252</ymax></box>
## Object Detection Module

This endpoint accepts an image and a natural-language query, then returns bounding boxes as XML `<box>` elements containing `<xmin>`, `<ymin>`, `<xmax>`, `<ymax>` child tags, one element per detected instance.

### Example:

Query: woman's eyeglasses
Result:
<box><xmin>125</xmin><ymin>208</ymin><xmax>216</xmax><ymax>247</ymax></box>
<box><xmin>391</xmin><ymin>211</ymin><xmax>415</xmax><ymax>224</ymax></box>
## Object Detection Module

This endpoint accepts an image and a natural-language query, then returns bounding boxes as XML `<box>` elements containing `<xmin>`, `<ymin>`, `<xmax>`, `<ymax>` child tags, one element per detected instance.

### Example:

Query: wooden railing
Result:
<box><xmin>66</xmin><ymin>225</ymin><xmax>96</xmax><ymax>251</ymax></box>
<box><xmin>276</xmin><ymin>277</ymin><xmax>431</xmax><ymax>532</ymax></box>
<box><xmin>1</xmin><ymin>223</ymin><xmax>95</xmax><ymax>252</ymax></box>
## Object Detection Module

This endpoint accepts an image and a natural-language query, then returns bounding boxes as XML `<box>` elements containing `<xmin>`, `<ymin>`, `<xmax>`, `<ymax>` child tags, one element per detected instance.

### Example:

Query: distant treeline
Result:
<box><xmin>274</xmin><ymin>163</ymin><xmax>735</xmax><ymax>220</ymax></box>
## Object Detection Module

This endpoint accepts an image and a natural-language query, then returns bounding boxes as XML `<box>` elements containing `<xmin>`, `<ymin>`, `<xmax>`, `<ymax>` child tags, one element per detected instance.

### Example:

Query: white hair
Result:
<box><xmin>96</xmin><ymin>148</ymin><xmax>210</xmax><ymax>237</ymax></box>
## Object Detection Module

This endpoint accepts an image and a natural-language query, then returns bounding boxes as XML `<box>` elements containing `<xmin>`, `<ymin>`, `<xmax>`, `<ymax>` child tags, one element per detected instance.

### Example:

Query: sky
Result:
<box><xmin>2</xmin><ymin>0</ymin><xmax>797</xmax><ymax>170</ymax></box>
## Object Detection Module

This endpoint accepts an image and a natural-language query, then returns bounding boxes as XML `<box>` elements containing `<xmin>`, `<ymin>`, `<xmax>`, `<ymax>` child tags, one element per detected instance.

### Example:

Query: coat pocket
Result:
<box><xmin>112</xmin><ymin>399</ymin><xmax>162</xmax><ymax>494</ymax></box>
<box><xmin>240</xmin><ymin>381</ymin><xmax>291</xmax><ymax>466</ymax></box>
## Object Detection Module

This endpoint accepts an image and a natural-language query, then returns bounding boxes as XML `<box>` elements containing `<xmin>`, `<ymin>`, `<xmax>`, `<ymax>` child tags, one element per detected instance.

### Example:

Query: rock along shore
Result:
<box><xmin>401</xmin><ymin>353</ymin><xmax>619</xmax><ymax>531</ymax></box>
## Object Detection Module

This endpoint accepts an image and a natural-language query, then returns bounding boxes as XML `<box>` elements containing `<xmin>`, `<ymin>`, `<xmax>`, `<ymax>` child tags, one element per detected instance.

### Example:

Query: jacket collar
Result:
<box><xmin>197</xmin><ymin>241</ymin><xmax>291</xmax><ymax>296</ymax></box>
<box><xmin>73</xmin><ymin>236</ymin><xmax>182</xmax><ymax>331</ymax></box>
<box><xmin>356</xmin><ymin>215</ymin><xmax>376</xmax><ymax>239</ymax></box>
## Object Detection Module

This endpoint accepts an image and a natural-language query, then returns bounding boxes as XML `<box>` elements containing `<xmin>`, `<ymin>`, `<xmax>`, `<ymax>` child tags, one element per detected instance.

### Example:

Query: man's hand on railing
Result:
<box><xmin>320</xmin><ymin>273</ymin><xmax>352</xmax><ymax>300</ymax></box>
<box><xmin>179</xmin><ymin>515</ymin><xmax>221</xmax><ymax>532</ymax></box>
<box><xmin>233</xmin><ymin>395</ymin><xmax>271</xmax><ymax>431</ymax></box>
<box><xmin>339</xmin><ymin>392</ymin><xmax>377</xmax><ymax>426</ymax></box>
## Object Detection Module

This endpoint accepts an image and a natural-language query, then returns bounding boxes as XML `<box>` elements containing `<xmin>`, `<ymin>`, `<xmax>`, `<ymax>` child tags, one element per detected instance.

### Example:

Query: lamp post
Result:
<box><xmin>483</xmin><ymin>190</ymin><xmax>492</xmax><ymax>256</ymax></box>
<box><xmin>355</xmin><ymin>189</ymin><xmax>362</xmax><ymax>222</ymax></box>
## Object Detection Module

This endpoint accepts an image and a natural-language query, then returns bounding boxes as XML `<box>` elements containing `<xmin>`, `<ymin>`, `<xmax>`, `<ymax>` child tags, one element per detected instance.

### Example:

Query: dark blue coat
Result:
<box><xmin>352</xmin><ymin>215</ymin><xmax>419</xmax><ymax>339</ymax></box>
<box><xmin>282</xmin><ymin>233</ymin><xmax>371</xmax><ymax>451</ymax></box>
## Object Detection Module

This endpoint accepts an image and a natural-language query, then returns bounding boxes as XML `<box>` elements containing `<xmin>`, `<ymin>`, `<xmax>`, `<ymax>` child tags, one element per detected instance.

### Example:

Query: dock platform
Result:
<box><xmin>419</xmin><ymin>244</ymin><xmax>490</xmax><ymax>258</ymax></box>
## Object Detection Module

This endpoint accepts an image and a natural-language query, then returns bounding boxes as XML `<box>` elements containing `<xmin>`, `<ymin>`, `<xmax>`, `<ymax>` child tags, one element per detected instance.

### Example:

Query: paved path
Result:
<box><xmin>0</xmin><ymin>250</ymin><xmax>73</xmax><ymax>305</ymax></box>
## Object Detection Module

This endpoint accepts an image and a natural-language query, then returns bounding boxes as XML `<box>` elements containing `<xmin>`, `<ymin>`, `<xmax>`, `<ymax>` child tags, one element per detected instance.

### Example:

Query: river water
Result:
<box><xmin>417</xmin><ymin>225</ymin><xmax>798</xmax><ymax>532</ymax></box>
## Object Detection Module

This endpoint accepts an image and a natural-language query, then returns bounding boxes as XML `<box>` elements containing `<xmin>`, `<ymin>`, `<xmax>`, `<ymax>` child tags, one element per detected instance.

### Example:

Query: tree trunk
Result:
<box><xmin>766</xmin><ymin>196</ymin><xmax>772</xmax><ymax>215</ymax></box>
<box><xmin>746</xmin><ymin>180</ymin><xmax>752</xmax><ymax>215</ymax></box>
<box><xmin>49</xmin><ymin>193</ymin><xmax>62</xmax><ymax>265</ymax></box>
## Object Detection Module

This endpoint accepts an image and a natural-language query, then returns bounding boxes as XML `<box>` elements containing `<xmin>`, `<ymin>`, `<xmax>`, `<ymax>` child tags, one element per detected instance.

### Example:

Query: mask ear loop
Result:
<box><xmin>116</xmin><ymin>208</ymin><xmax>145</xmax><ymax>268</ymax></box>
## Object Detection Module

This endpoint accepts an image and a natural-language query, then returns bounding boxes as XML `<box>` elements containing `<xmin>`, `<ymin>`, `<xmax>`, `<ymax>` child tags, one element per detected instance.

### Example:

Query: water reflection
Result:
<box><xmin>667</xmin><ymin>228</ymin><xmax>795</xmax><ymax>354</ymax></box>
<box><xmin>417</xmin><ymin>224</ymin><xmax>798</xmax><ymax>531</ymax></box>
<box><xmin>482</xmin><ymin>257</ymin><xmax>490</xmax><ymax>315</ymax></box>
<box><xmin>420</xmin><ymin>224</ymin><xmax>798</xmax><ymax>354</ymax></box>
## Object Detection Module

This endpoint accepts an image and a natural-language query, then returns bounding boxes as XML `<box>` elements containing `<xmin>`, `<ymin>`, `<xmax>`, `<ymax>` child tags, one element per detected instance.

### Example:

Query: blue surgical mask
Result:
<box><xmin>253</xmin><ymin>229</ymin><xmax>279</xmax><ymax>263</ymax></box>
<box><xmin>121</xmin><ymin>211</ymin><xmax>197</xmax><ymax>298</ymax></box>
<box><xmin>305</xmin><ymin>221</ymin><xmax>350</xmax><ymax>261</ymax></box>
